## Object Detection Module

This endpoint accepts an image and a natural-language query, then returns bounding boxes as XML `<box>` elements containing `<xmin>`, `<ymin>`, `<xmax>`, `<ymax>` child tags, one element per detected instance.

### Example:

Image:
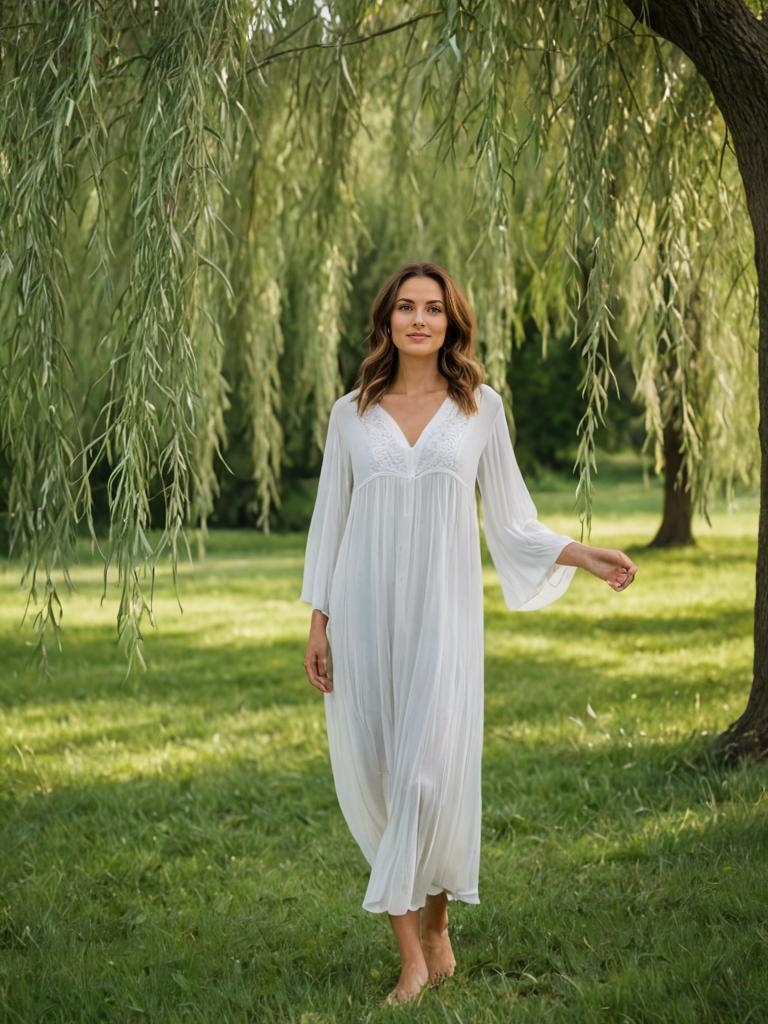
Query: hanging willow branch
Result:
<box><xmin>99</xmin><ymin>1</ymin><xmax>241</xmax><ymax>674</ymax></box>
<box><xmin>0</xmin><ymin>0</ymin><xmax>108</xmax><ymax>676</ymax></box>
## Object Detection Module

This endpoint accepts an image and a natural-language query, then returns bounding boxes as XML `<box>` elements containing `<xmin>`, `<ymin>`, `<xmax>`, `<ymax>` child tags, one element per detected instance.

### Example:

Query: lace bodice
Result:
<box><xmin>414</xmin><ymin>397</ymin><xmax>469</xmax><ymax>475</ymax></box>
<box><xmin>359</xmin><ymin>394</ymin><xmax>472</xmax><ymax>480</ymax></box>
<box><xmin>360</xmin><ymin>402</ymin><xmax>410</xmax><ymax>475</ymax></box>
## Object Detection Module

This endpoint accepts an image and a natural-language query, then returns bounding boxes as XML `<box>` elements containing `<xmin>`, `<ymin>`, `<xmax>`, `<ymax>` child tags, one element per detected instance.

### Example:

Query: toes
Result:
<box><xmin>428</xmin><ymin>964</ymin><xmax>456</xmax><ymax>988</ymax></box>
<box><xmin>379</xmin><ymin>982</ymin><xmax>428</xmax><ymax>1007</ymax></box>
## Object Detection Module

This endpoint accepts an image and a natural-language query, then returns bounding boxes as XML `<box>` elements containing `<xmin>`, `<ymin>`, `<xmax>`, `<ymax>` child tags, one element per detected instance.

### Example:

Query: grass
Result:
<box><xmin>1</xmin><ymin>452</ymin><xmax>766</xmax><ymax>1022</ymax></box>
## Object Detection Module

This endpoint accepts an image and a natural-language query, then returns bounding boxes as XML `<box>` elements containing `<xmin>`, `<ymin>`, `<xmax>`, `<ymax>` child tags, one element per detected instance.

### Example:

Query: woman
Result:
<box><xmin>300</xmin><ymin>260</ymin><xmax>637</xmax><ymax>1007</ymax></box>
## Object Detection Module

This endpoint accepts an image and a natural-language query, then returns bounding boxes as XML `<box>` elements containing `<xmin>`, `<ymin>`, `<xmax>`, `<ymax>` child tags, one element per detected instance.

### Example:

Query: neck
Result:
<box><xmin>391</xmin><ymin>354</ymin><xmax>446</xmax><ymax>395</ymax></box>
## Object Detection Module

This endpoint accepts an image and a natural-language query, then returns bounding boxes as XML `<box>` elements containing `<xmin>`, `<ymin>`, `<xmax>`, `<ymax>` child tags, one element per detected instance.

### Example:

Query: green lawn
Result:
<box><xmin>1</xmin><ymin>454</ymin><xmax>766</xmax><ymax>1022</ymax></box>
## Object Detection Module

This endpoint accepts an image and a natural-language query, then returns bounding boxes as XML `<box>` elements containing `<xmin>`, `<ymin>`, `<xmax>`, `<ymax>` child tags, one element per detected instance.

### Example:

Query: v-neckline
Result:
<box><xmin>377</xmin><ymin>392</ymin><xmax>451</xmax><ymax>450</ymax></box>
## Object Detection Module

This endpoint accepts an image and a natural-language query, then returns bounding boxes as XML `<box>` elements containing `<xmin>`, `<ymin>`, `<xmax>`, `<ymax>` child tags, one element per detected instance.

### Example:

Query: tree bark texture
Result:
<box><xmin>622</xmin><ymin>0</ymin><xmax>768</xmax><ymax>761</ymax></box>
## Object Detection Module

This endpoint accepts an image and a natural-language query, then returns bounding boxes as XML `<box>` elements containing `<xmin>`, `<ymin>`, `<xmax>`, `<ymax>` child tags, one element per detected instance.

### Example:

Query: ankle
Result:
<box><xmin>399</xmin><ymin>962</ymin><xmax>429</xmax><ymax>983</ymax></box>
<box><xmin>400</xmin><ymin>955</ymin><xmax>428</xmax><ymax>971</ymax></box>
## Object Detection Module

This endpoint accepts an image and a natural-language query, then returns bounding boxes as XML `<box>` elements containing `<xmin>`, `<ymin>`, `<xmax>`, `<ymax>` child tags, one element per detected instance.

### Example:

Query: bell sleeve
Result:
<box><xmin>477</xmin><ymin>401</ymin><xmax>577</xmax><ymax>612</ymax></box>
<box><xmin>299</xmin><ymin>400</ymin><xmax>354</xmax><ymax>617</ymax></box>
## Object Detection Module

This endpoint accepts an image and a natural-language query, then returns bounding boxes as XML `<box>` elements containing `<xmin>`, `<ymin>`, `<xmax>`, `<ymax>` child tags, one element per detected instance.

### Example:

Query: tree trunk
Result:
<box><xmin>649</xmin><ymin>417</ymin><xmax>695</xmax><ymax>547</ymax></box>
<box><xmin>711</xmin><ymin>196</ymin><xmax>768</xmax><ymax>764</ymax></box>
<box><xmin>622</xmin><ymin>0</ymin><xmax>768</xmax><ymax>762</ymax></box>
<box><xmin>649</xmin><ymin>240</ymin><xmax>696</xmax><ymax>548</ymax></box>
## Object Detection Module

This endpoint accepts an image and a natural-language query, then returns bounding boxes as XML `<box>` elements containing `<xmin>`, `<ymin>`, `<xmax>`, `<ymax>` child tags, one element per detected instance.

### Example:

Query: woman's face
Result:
<box><xmin>388</xmin><ymin>276</ymin><xmax>448</xmax><ymax>358</ymax></box>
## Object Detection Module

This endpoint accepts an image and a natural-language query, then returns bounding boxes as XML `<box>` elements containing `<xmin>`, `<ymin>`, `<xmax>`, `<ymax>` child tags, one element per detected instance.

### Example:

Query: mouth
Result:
<box><xmin>407</xmin><ymin>333</ymin><xmax>429</xmax><ymax>339</ymax></box>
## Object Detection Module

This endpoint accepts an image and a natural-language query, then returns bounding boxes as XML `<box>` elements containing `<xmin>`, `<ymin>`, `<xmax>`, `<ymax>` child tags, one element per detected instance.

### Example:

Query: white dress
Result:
<box><xmin>300</xmin><ymin>382</ymin><xmax>577</xmax><ymax>915</ymax></box>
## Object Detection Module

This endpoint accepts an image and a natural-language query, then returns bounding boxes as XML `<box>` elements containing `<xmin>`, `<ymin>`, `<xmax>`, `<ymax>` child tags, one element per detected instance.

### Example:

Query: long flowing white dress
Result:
<box><xmin>300</xmin><ymin>382</ymin><xmax>577</xmax><ymax>915</ymax></box>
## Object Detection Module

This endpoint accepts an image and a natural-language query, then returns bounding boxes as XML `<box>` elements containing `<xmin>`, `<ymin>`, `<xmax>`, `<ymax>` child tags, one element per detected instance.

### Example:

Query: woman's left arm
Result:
<box><xmin>556</xmin><ymin>541</ymin><xmax>638</xmax><ymax>593</ymax></box>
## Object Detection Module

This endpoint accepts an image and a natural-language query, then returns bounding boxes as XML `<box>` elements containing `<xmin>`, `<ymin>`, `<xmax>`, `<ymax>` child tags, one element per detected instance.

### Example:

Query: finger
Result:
<box><xmin>615</xmin><ymin>552</ymin><xmax>634</xmax><ymax>573</ymax></box>
<box><xmin>314</xmin><ymin>651</ymin><xmax>333</xmax><ymax>692</ymax></box>
<box><xmin>320</xmin><ymin>654</ymin><xmax>333</xmax><ymax>692</ymax></box>
<box><xmin>308</xmin><ymin>670</ymin><xmax>329</xmax><ymax>693</ymax></box>
<box><xmin>305</xmin><ymin>654</ymin><xmax>330</xmax><ymax>693</ymax></box>
<box><xmin>615</xmin><ymin>560</ymin><xmax>638</xmax><ymax>588</ymax></box>
<box><xmin>617</xmin><ymin>570</ymin><xmax>636</xmax><ymax>591</ymax></box>
<box><xmin>622</xmin><ymin>553</ymin><xmax>638</xmax><ymax>575</ymax></box>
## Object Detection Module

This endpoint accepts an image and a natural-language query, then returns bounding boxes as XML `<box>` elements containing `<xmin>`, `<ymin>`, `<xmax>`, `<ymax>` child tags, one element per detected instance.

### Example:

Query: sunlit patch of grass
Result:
<box><xmin>1</xmin><ymin>457</ymin><xmax>766</xmax><ymax>1021</ymax></box>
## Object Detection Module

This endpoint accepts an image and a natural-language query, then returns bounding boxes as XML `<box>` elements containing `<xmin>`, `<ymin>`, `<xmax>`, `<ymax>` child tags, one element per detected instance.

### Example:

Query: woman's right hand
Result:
<box><xmin>304</xmin><ymin>611</ymin><xmax>333</xmax><ymax>693</ymax></box>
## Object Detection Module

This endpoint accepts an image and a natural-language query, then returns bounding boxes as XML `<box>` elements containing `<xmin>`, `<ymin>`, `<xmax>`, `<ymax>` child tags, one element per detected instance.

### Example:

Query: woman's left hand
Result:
<box><xmin>583</xmin><ymin>546</ymin><xmax>638</xmax><ymax>592</ymax></box>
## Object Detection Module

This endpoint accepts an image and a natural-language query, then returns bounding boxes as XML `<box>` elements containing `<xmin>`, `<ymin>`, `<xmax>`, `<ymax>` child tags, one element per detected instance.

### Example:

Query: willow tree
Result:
<box><xmin>0</xmin><ymin>1</ymin><xmax>765</xmax><ymax>761</ymax></box>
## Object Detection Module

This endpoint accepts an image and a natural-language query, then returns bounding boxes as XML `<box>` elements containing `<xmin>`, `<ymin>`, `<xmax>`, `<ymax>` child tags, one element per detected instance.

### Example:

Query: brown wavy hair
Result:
<box><xmin>352</xmin><ymin>260</ymin><xmax>486</xmax><ymax>418</ymax></box>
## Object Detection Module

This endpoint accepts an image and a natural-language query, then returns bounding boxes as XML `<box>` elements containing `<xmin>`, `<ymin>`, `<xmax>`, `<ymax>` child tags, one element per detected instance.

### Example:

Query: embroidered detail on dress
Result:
<box><xmin>361</xmin><ymin>403</ymin><xmax>410</xmax><ymax>474</ymax></box>
<box><xmin>415</xmin><ymin>398</ymin><xmax>469</xmax><ymax>475</ymax></box>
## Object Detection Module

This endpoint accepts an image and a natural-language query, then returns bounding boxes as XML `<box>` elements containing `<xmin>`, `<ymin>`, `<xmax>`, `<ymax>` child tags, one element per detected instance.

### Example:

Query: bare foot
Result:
<box><xmin>421</xmin><ymin>927</ymin><xmax>456</xmax><ymax>988</ymax></box>
<box><xmin>378</xmin><ymin>962</ymin><xmax>430</xmax><ymax>1007</ymax></box>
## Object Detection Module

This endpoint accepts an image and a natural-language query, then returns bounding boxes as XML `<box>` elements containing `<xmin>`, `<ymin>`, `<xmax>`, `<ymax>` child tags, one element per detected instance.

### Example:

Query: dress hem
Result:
<box><xmin>362</xmin><ymin>889</ymin><xmax>480</xmax><ymax>915</ymax></box>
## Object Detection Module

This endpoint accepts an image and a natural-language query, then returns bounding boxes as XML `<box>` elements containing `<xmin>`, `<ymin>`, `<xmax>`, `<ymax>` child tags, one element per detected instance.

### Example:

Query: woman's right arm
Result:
<box><xmin>300</xmin><ymin>400</ymin><xmax>353</xmax><ymax>692</ymax></box>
